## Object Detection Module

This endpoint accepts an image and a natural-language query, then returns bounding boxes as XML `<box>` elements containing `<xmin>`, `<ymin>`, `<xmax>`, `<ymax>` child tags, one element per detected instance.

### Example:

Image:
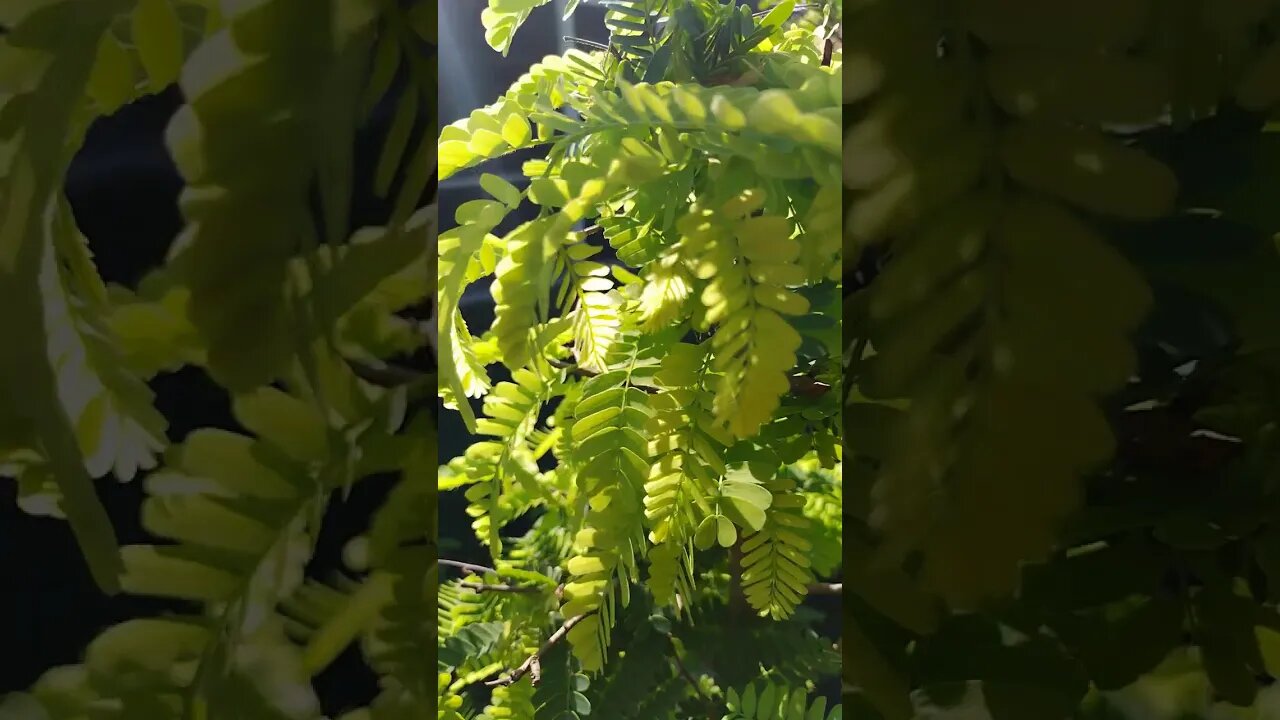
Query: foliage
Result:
<box><xmin>437</xmin><ymin>1</ymin><xmax>842</xmax><ymax>718</ymax></box>
<box><xmin>0</xmin><ymin>0</ymin><xmax>434</xmax><ymax>718</ymax></box>
<box><xmin>844</xmin><ymin>0</ymin><xmax>1280</xmax><ymax>718</ymax></box>
<box><xmin>723</xmin><ymin>679</ymin><xmax>842</xmax><ymax>720</ymax></box>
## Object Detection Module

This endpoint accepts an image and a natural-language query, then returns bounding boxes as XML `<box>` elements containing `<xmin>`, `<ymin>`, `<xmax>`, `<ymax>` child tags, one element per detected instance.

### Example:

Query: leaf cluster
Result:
<box><xmin>439</xmin><ymin>1</ymin><xmax>843</xmax><ymax>718</ymax></box>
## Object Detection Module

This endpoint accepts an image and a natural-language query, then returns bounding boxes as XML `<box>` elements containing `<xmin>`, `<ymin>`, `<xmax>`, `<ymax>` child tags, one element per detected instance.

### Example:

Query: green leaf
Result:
<box><xmin>481</xmin><ymin>172</ymin><xmax>524</xmax><ymax>207</ymax></box>
<box><xmin>720</xmin><ymin>477</ymin><xmax>773</xmax><ymax>531</ymax></box>
<box><xmin>694</xmin><ymin>514</ymin><xmax>718</xmax><ymax>550</ymax></box>
<box><xmin>0</xmin><ymin>5</ymin><xmax>128</xmax><ymax>596</ymax></box>
<box><xmin>120</xmin><ymin>544</ymin><xmax>241</xmax><ymax>601</ymax></box>
<box><xmin>501</xmin><ymin>110</ymin><xmax>533</xmax><ymax>146</ymax></box>
<box><xmin>231</xmin><ymin>387</ymin><xmax>329</xmax><ymax>463</ymax></box>
<box><xmin>757</xmin><ymin>682</ymin><xmax>778</xmax><ymax>717</ymax></box>
<box><xmin>845</xmin><ymin>539</ymin><xmax>938</xmax><ymax>635</ymax></box>
<box><xmin>1257</xmin><ymin>626</ymin><xmax>1280</xmax><ymax>677</ymax></box>
<box><xmin>1064</xmin><ymin>596</ymin><xmax>1184</xmax><ymax>691</ymax></box>
<box><xmin>914</xmin><ymin>616</ymin><xmax>1087</xmax><ymax>720</ymax></box>
<box><xmin>0</xmin><ymin>694</ymin><xmax>48</xmax><ymax>720</ymax></box>
<box><xmin>717</xmin><ymin>514</ymin><xmax>737</xmax><ymax>548</ymax></box>
<box><xmin>1197</xmin><ymin>586</ymin><xmax>1264</xmax><ymax>707</ymax></box>
<box><xmin>759</xmin><ymin>0</ymin><xmax>796</xmax><ymax>30</ymax></box>
<box><xmin>85</xmin><ymin>617</ymin><xmax>209</xmax><ymax>676</ymax></box>
<box><xmin>132</xmin><ymin>0</ymin><xmax>184</xmax><ymax>92</ymax></box>
<box><xmin>1256</xmin><ymin>526</ymin><xmax>1280</xmax><ymax>601</ymax></box>
<box><xmin>491</xmin><ymin>0</ymin><xmax>545</xmax><ymax>11</ymax></box>
<box><xmin>375</xmin><ymin>89</ymin><xmax>418</xmax><ymax>196</ymax></box>
<box><xmin>86</xmin><ymin>32</ymin><xmax>137</xmax><ymax>113</ymax></box>
<box><xmin>747</xmin><ymin>90</ymin><xmax>803</xmax><ymax>134</ymax></box>
<box><xmin>642</xmin><ymin>43</ymin><xmax>672</xmax><ymax>84</ymax></box>
<box><xmin>742</xmin><ymin>683</ymin><xmax>757</xmax><ymax>716</ymax></box>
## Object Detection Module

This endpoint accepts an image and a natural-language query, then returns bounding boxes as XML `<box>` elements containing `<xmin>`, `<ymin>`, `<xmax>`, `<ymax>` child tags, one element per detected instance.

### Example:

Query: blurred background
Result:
<box><xmin>0</xmin><ymin>27</ymin><xmax>430</xmax><ymax>720</ymax></box>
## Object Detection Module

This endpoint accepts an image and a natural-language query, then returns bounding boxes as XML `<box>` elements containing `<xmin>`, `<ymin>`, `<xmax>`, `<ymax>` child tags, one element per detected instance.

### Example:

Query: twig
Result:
<box><xmin>441</xmin><ymin>559</ymin><xmax>558</xmax><ymax>594</ymax></box>
<box><xmin>821</xmin><ymin>23</ymin><xmax>841</xmax><ymax>67</ymax></box>
<box><xmin>563</xmin><ymin>36</ymin><xmax>609</xmax><ymax>51</ymax></box>
<box><xmin>729</xmin><ymin>542</ymin><xmax>745</xmax><ymax>622</ymax></box>
<box><xmin>419</xmin><ymin>318</ymin><xmax>436</xmax><ymax>362</ymax></box>
<box><xmin>548</xmin><ymin>358</ymin><xmax>660</xmax><ymax>394</ymax></box>
<box><xmin>438</xmin><ymin>558</ymin><xmax>501</xmax><ymax>576</ymax></box>
<box><xmin>546</xmin><ymin>357</ymin><xmax>587</xmax><ymax>373</ymax></box>
<box><xmin>346</xmin><ymin>357</ymin><xmax>428</xmax><ymax>387</ymax></box>
<box><xmin>550</xmin><ymin>357</ymin><xmax>831</xmax><ymax>398</ymax></box>
<box><xmin>485</xmin><ymin>614</ymin><xmax>594</xmax><ymax>687</ymax></box>
<box><xmin>789</xmin><ymin>376</ymin><xmax>832</xmax><ymax>398</ymax></box>
<box><xmin>668</xmin><ymin>636</ymin><xmax>715</xmax><ymax>720</ymax></box>
<box><xmin>752</xmin><ymin>3</ymin><xmax>821</xmax><ymax>18</ymax></box>
<box><xmin>806</xmin><ymin>582</ymin><xmax>843</xmax><ymax>595</ymax></box>
<box><xmin>460</xmin><ymin>581</ymin><xmax>541</xmax><ymax>594</ymax></box>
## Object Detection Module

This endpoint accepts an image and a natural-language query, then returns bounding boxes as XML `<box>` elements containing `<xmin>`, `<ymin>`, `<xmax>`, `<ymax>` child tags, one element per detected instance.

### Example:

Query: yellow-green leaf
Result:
<box><xmin>132</xmin><ymin>0</ymin><xmax>184</xmax><ymax>92</ymax></box>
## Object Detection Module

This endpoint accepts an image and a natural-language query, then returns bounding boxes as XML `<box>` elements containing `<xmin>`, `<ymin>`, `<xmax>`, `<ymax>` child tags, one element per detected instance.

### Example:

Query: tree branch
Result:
<box><xmin>485</xmin><ymin>614</ymin><xmax>594</xmax><ymax>687</ymax></box>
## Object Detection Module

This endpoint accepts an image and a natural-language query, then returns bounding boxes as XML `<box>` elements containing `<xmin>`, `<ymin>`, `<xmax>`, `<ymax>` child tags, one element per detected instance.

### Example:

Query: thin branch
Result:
<box><xmin>821</xmin><ymin>23</ymin><xmax>841</xmax><ymax>67</ymax></box>
<box><xmin>419</xmin><ymin>318</ymin><xmax>437</xmax><ymax>362</ymax></box>
<box><xmin>441</xmin><ymin>559</ymin><xmax>558</xmax><ymax>594</ymax></box>
<box><xmin>485</xmin><ymin>614</ymin><xmax>594</xmax><ymax>687</ymax></box>
<box><xmin>563</xmin><ymin>36</ymin><xmax>609</xmax><ymax>51</ymax></box>
<box><xmin>547</xmin><ymin>358</ymin><xmax>659</xmax><ymax>393</ymax></box>
<box><xmin>346</xmin><ymin>357</ymin><xmax>428</xmax><ymax>387</ymax></box>
<box><xmin>668</xmin><ymin>636</ymin><xmax>715</xmax><ymax>720</ymax></box>
<box><xmin>438</xmin><ymin>558</ymin><xmax>500</xmax><ymax>576</ymax></box>
<box><xmin>752</xmin><ymin>2</ymin><xmax>822</xmax><ymax>18</ymax></box>
<box><xmin>546</xmin><ymin>357</ymin><xmax>588</xmax><ymax>373</ymax></box>
<box><xmin>729</xmin><ymin>542</ymin><xmax>745</xmax><ymax>622</ymax></box>
<box><xmin>550</xmin><ymin>357</ymin><xmax>832</xmax><ymax>398</ymax></box>
<box><xmin>789</xmin><ymin>376</ymin><xmax>833</xmax><ymax>398</ymax></box>
<box><xmin>806</xmin><ymin>582</ymin><xmax>843</xmax><ymax>595</ymax></box>
<box><xmin>460</xmin><ymin>581</ymin><xmax>541</xmax><ymax>594</ymax></box>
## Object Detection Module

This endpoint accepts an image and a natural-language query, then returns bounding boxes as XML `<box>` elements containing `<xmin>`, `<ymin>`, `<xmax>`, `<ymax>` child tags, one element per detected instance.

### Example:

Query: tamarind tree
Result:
<box><xmin>0</xmin><ymin>1</ymin><xmax>434</xmax><ymax>718</ymax></box>
<box><xmin>845</xmin><ymin>0</ymin><xmax>1280</xmax><ymax>718</ymax></box>
<box><xmin>436</xmin><ymin>1</ymin><xmax>843</xmax><ymax>719</ymax></box>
